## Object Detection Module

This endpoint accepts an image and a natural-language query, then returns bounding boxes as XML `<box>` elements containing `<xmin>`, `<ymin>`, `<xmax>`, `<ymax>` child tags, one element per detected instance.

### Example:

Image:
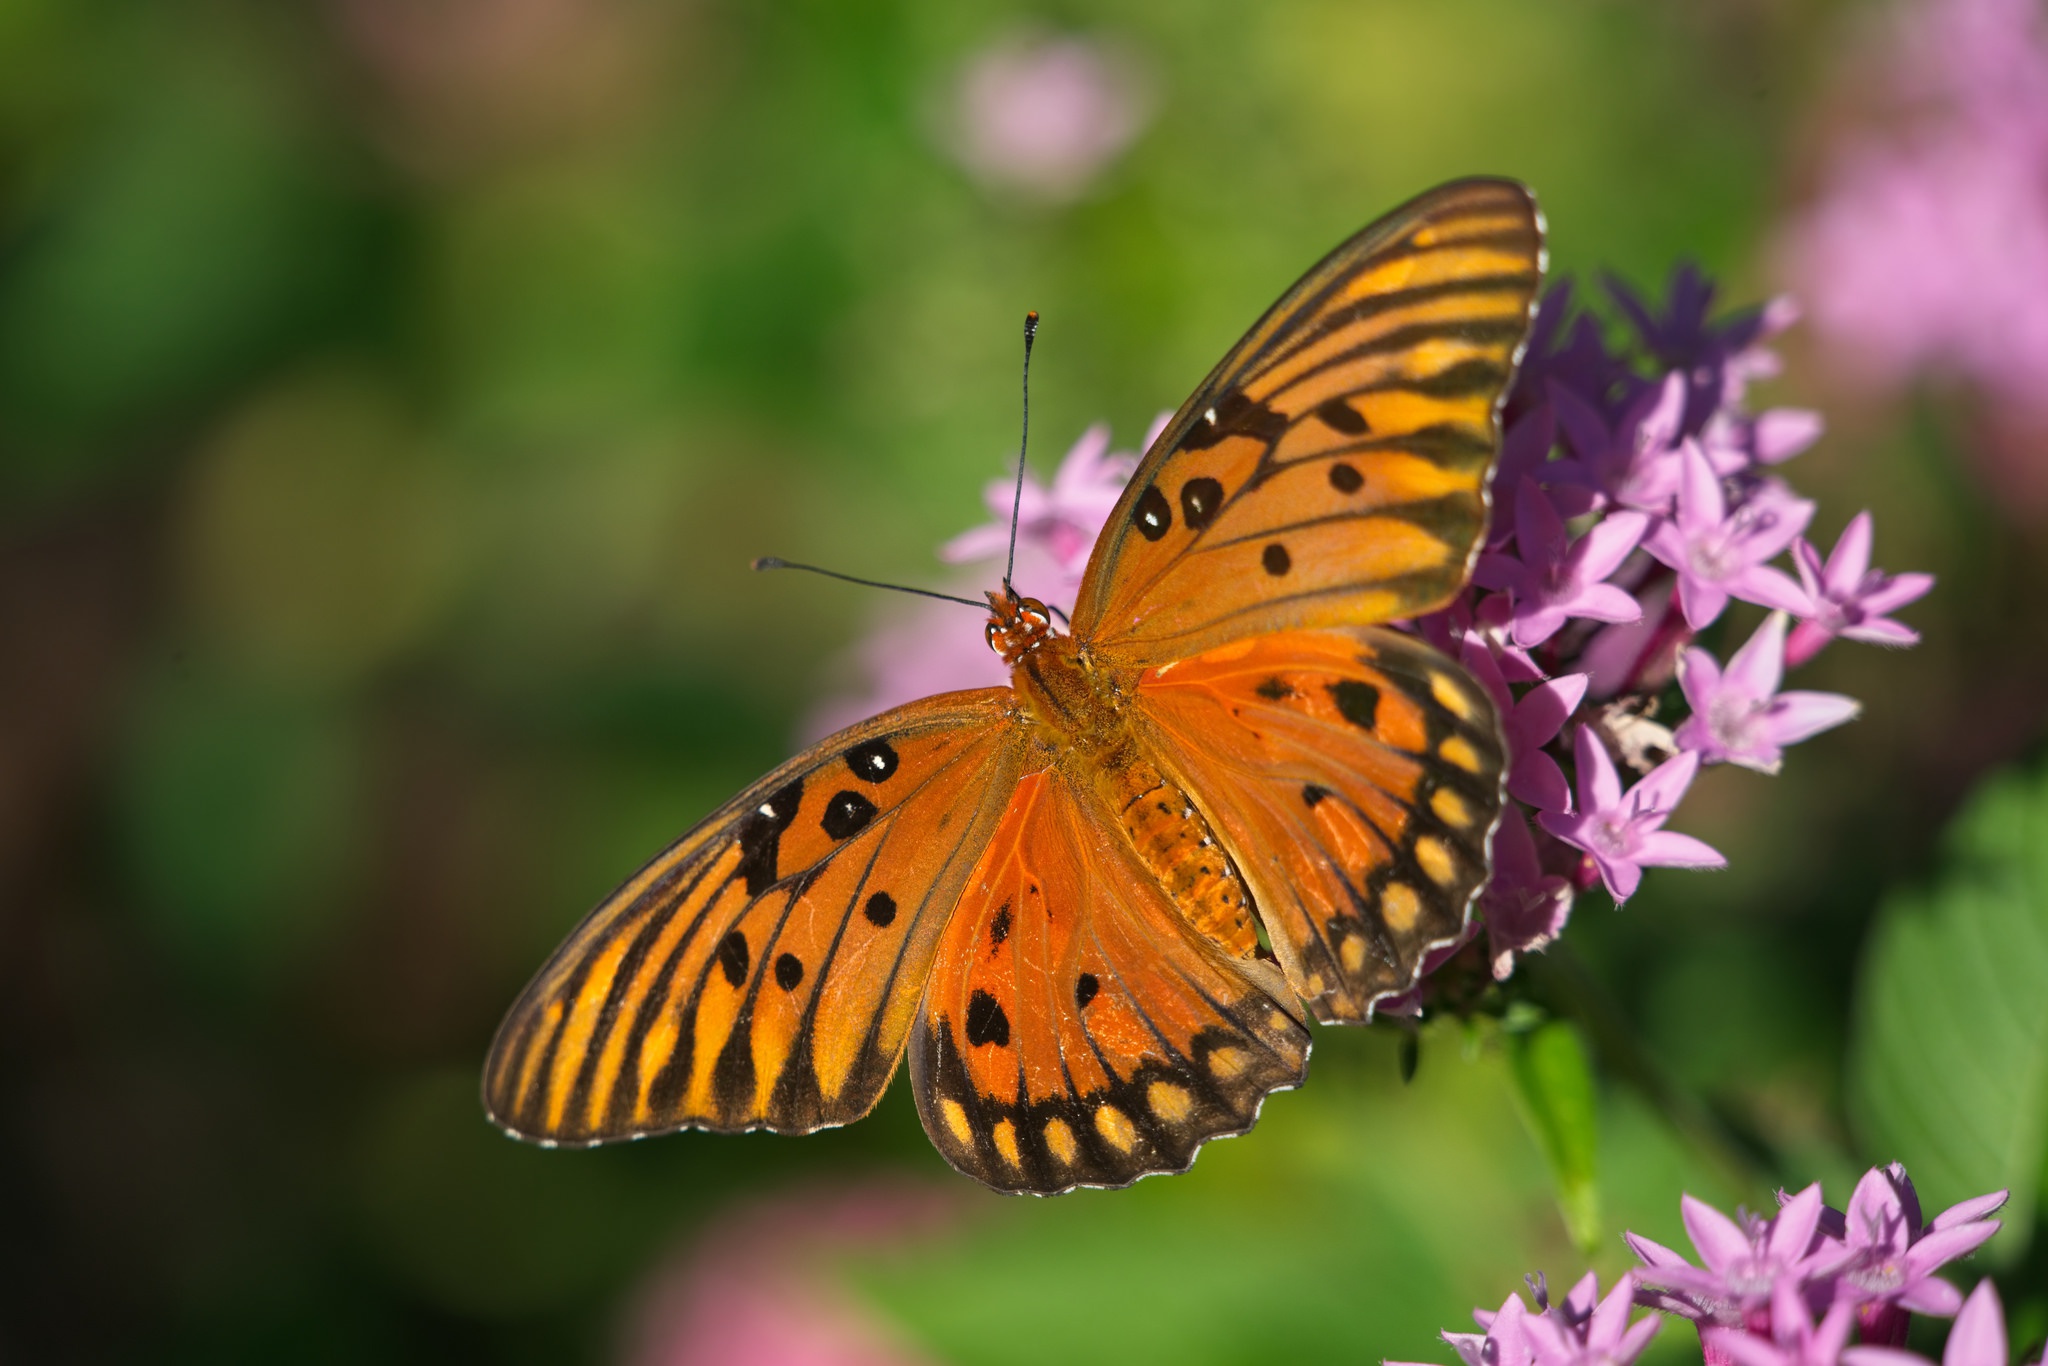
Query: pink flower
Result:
<box><xmin>1785</xmin><ymin>513</ymin><xmax>1935</xmax><ymax>667</ymax></box>
<box><xmin>940</xmin><ymin>419</ymin><xmax>1140</xmax><ymax>589</ymax></box>
<box><xmin>1548</xmin><ymin>371</ymin><xmax>1686</xmax><ymax>514</ymax></box>
<box><xmin>1395</xmin><ymin>1273</ymin><xmax>1660</xmax><ymax>1366</ymax></box>
<box><xmin>1539</xmin><ymin>728</ymin><xmax>1725</xmax><ymax>902</ymax></box>
<box><xmin>1628</xmin><ymin>1184</ymin><xmax>1835</xmax><ymax>1330</ymax></box>
<box><xmin>1826</xmin><ymin>1164</ymin><xmax>2006</xmax><ymax>1337</ymax></box>
<box><xmin>619</xmin><ymin>1185</ymin><xmax>949</xmax><ymax>1366</ymax></box>
<box><xmin>941</xmin><ymin>32</ymin><xmax>1152</xmax><ymax>201</ymax></box>
<box><xmin>804</xmin><ymin>421</ymin><xmax>1147</xmax><ymax>738</ymax></box>
<box><xmin>1473</xmin><ymin>479</ymin><xmax>1648</xmax><ymax>648</ymax></box>
<box><xmin>1642</xmin><ymin>442</ymin><xmax>1812</xmax><ymax>630</ymax></box>
<box><xmin>1779</xmin><ymin>0</ymin><xmax>2048</xmax><ymax>416</ymax></box>
<box><xmin>1478</xmin><ymin>808</ymin><xmax>1574</xmax><ymax>980</ymax></box>
<box><xmin>1675</xmin><ymin>613</ymin><xmax>1861</xmax><ymax>774</ymax></box>
<box><xmin>1460</xmin><ymin>639</ymin><xmax>1587</xmax><ymax>812</ymax></box>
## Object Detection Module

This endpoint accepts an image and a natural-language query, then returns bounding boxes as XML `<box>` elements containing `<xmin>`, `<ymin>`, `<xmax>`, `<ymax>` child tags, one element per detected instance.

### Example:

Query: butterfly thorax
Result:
<box><xmin>1003</xmin><ymin>623</ymin><xmax>1261</xmax><ymax>963</ymax></box>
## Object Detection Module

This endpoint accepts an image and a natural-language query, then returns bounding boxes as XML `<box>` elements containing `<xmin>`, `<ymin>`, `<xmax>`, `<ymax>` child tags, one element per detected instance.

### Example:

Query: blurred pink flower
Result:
<box><xmin>620</xmin><ymin>1185</ymin><xmax>950</xmax><ymax>1366</ymax></box>
<box><xmin>803</xmin><ymin>419</ymin><xmax>1155</xmax><ymax>739</ymax></box>
<box><xmin>1780</xmin><ymin>0</ymin><xmax>2048</xmax><ymax>422</ymax></box>
<box><xmin>942</xmin><ymin>32</ymin><xmax>1153</xmax><ymax>200</ymax></box>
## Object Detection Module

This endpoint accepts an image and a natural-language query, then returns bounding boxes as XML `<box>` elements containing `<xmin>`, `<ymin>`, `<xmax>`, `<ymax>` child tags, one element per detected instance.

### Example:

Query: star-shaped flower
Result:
<box><xmin>1701</xmin><ymin>1281</ymin><xmax>1859</xmax><ymax>1366</ymax></box>
<box><xmin>1474</xmin><ymin>479</ymin><xmax>1648</xmax><ymax>648</ymax></box>
<box><xmin>1834</xmin><ymin>1280</ymin><xmax>2008</xmax><ymax>1366</ymax></box>
<box><xmin>1522</xmin><ymin>1273</ymin><xmax>1662</xmax><ymax>1366</ymax></box>
<box><xmin>1627</xmin><ymin>1184</ymin><xmax>1833</xmax><ymax>1329</ymax></box>
<box><xmin>1675</xmin><ymin>613</ymin><xmax>1861</xmax><ymax>774</ymax></box>
<box><xmin>1459</xmin><ymin>640</ymin><xmax>1589</xmax><ymax>811</ymax></box>
<box><xmin>1643</xmin><ymin>442</ymin><xmax>1813</xmax><ymax>629</ymax></box>
<box><xmin>1825</xmin><ymin>1164</ymin><xmax>2006</xmax><ymax>1341</ymax></box>
<box><xmin>1540</xmin><ymin>728</ymin><xmax>1725</xmax><ymax>903</ymax></box>
<box><xmin>1549</xmin><ymin>370</ymin><xmax>1687</xmax><ymax>514</ymax></box>
<box><xmin>1784</xmin><ymin>512</ymin><xmax>1935</xmax><ymax>667</ymax></box>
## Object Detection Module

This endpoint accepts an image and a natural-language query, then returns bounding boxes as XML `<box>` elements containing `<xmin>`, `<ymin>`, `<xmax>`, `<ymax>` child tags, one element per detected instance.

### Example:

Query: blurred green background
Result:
<box><xmin>5</xmin><ymin>0</ymin><xmax>2048</xmax><ymax>1362</ymax></box>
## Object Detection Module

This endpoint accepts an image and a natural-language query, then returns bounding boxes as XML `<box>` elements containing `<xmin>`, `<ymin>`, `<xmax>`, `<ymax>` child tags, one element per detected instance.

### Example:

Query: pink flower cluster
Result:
<box><xmin>1394</xmin><ymin>1164</ymin><xmax>2011</xmax><ymax>1366</ymax></box>
<box><xmin>1398</xmin><ymin>271</ymin><xmax>1930</xmax><ymax>987</ymax></box>
<box><xmin>1781</xmin><ymin>0</ymin><xmax>2048</xmax><ymax>417</ymax></box>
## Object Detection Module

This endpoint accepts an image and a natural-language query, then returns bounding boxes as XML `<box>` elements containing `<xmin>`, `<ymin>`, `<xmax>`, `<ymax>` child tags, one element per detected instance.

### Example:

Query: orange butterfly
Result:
<box><xmin>483</xmin><ymin>179</ymin><xmax>1546</xmax><ymax>1193</ymax></box>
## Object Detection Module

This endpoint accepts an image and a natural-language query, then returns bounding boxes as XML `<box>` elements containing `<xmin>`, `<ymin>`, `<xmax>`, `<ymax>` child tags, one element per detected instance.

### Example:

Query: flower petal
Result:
<box><xmin>1573</xmin><ymin>509</ymin><xmax>1652</xmax><ymax>583</ymax></box>
<box><xmin>1571</xmin><ymin>725</ymin><xmax>1621</xmax><ymax>816</ymax></box>
<box><xmin>1683</xmin><ymin>1193</ymin><xmax>1755</xmax><ymax>1273</ymax></box>
<box><xmin>1930</xmin><ymin>1190</ymin><xmax>2009</xmax><ymax>1230</ymax></box>
<box><xmin>1942</xmin><ymin>1280</ymin><xmax>2005</xmax><ymax>1366</ymax></box>
<box><xmin>1860</xmin><ymin>571</ymin><xmax>1935</xmax><ymax>617</ymax></box>
<box><xmin>1764</xmin><ymin>691</ymin><xmax>1861</xmax><ymax>747</ymax></box>
<box><xmin>1728</xmin><ymin>565</ymin><xmax>1812</xmax><ymax>615</ymax></box>
<box><xmin>1753</xmin><ymin>408</ymin><xmax>1824</xmax><ymax>463</ymax></box>
<box><xmin>1508</xmin><ymin>751</ymin><xmax>1574</xmax><ymax>813</ymax></box>
<box><xmin>1726</xmin><ymin>612</ymin><xmax>1790</xmax><ymax>700</ymax></box>
<box><xmin>1827</xmin><ymin>510</ymin><xmax>1875</xmax><ymax>590</ymax></box>
<box><xmin>1636</xmin><ymin>830</ymin><xmax>1727</xmax><ymax>870</ymax></box>
<box><xmin>1633</xmin><ymin>748</ymin><xmax>1703</xmax><ymax>815</ymax></box>
<box><xmin>1771</xmin><ymin>1183</ymin><xmax>1826</xmax><ymax>1260</ymax></box>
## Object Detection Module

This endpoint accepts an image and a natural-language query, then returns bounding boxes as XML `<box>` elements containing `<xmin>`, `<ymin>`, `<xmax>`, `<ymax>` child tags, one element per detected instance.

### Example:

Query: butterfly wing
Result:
<box><xmin>1071</xmin><ymin>178</ymin><xmax>1544</xmax><ymax>667</ymax></box>
<box><xmin>1129</xmin><ymin>627</ymin><xmax>1505</xmax><ymax>1022</ymax></box>
<box><xmin>909</xmin><ymin>763</ymin><xmax>1312</xmax><ymax>1194</ymax></box>
<box><xmin>484</xmin><ymin>691</ymin><xmax>1027</xmax><ymax>1145</ymax></box>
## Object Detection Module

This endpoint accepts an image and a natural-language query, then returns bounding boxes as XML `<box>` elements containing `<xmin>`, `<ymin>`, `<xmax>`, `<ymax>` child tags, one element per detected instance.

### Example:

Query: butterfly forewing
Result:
<box><xmin>484</xmin><ymin>691</ymin><xmax>1026</xmax><ymax>1145</ymax></box>
<box><xmin>909</xmin><ymin>766</ymin><xmax>1310</xmax><ymax>1194</ymax></box>
<box><xmin>1072</xmin><ymin>179</ymin><xmax>1544</xmax><ymax>666</ymax></box>
<box><xmin>1130</xmin><ymin>627</ymin><xmax>1506</xmax><ymax>1022</ymax></box>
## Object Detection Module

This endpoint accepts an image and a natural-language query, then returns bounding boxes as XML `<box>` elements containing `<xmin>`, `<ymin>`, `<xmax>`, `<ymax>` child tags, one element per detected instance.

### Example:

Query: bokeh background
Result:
<box><xmin>5</xmin><ymin>0</ymin><xmax>2048</xmax><ymax>1361</ymax></box>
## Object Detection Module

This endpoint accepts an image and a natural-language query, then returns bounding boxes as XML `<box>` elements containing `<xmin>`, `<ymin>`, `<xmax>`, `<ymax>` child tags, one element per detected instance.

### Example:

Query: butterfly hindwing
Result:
<box><xmin>1072</xmin><ymin>179</ymin><xmax>1544</xmax><ymax>666</ymax></box>
<box><xmin>484</xmin><ymin>691</ymin><xmax>1026</xmax><ymax>1145</ymax></box>
<box><xmin>909</xmin><ymin>765</ymin><xmax>1311</xmax><ymax>1194</ymax></box>
<box><xmin>1130</xmin><ymin>627</ymin><xmax>1506</xmax><ymax>1022</ymax></box>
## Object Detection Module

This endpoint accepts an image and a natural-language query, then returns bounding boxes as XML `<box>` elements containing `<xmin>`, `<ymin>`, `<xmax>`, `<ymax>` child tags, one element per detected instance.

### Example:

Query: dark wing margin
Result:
<box><xmin>1073</xmin><ymin>178</ymin><xmax>1544</xmax><ymax>666</ymax></box>
<box><xmin>483</xmin><ymin>690</ymin><xmax>1024</xmax><ymax>1146</ymax></box>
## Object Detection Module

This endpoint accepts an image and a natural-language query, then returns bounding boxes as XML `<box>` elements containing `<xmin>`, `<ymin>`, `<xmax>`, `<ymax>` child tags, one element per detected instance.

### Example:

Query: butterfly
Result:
<box><xmin>483</xmin><ymin>178</ymin><xmax>1545</xmax><ymax>1194</ymax></box>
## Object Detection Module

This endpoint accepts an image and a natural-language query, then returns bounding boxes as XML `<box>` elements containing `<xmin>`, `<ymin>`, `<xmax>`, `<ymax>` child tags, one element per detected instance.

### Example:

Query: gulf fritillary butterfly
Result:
<box><xmin>483</xmin><ymin>179</ymin><xmax>1546</xmax><ymax>1193</ymax></box>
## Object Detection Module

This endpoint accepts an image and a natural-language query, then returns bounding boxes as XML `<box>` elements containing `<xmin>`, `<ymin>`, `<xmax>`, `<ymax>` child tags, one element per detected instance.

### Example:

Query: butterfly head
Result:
<box><xmin>985</xmin><ymin>586</ymin><xmax>1056</xmax><ymax>664</ymax></box>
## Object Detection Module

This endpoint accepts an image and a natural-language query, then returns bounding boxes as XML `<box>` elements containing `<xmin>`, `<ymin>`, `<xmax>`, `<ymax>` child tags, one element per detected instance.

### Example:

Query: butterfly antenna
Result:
<box><xmin>752</xmin><ymin>557</ymin><xmax>987</xmax><ymax>610</ymax></box>
<box><xmin>1002</xmin><ymin>310</ymin><xmax>1039</xmax><ymax>594</ymax></box>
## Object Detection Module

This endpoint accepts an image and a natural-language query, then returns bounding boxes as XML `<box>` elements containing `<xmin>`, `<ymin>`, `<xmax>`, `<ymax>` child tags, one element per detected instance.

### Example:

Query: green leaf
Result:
<box><xmin>1849</xmin><ymin>758</ymin><xmax>2048</xmax><ymax>1259</ymax></box>
<box><xmin>1507</xmin><ymin>1019</ymin><xmax>1602</xmax><ymax>1254</ymax></box>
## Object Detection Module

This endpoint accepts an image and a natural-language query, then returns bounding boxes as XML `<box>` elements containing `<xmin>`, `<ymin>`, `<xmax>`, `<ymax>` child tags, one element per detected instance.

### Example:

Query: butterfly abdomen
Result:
<box><xmin>1012</xmin><ymin>636</ymin><xmax>1260</xmax><ymax>962</ymax></box>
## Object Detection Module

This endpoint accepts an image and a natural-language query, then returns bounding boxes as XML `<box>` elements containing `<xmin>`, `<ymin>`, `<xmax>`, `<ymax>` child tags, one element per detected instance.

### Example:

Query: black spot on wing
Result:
<box><xmin>1075</xmin><ymin>973</ymin><xmax>1099</xmax><ymax>1009</ymax></box>
<box><xmin>965</xmin><ymin>990</ymin><xmax>1010</xmax><ymax>1048</ymax></box>
<box><xmin>775</xmin><ymin>952</ymin><xmax>804</xmax><ymax>990</ymax></box>
<box><xmin>990</xmin><ymin>905</ymin><xmax>1012</xmax><ymax>949</ymax></box>
<box><xmin>1179</xmin><ymin>477</ymin><xmax>1224</xmax><ymax>530</ymax></box>
<box><xmin>735</xmin><ymin>778</ymin><xmax>803</xmax><ymax>895</ymax></box>
<box><xmin>821</xmin><ymin>789</ymin><xmax>878</xmax><ymax>840</ymax></box>
<box><xmin>1302</xmin><ymin>784</ymin><xmax>1330</xmax><ymax>808</ymax></box>
<box><xmin>1255</xmin><ymin>676</ymin><xmax>1293</xmax><ymax>701</ymax></box>
<box><xmin>864</xmin><ymin>891</ymin><xmax>897</xmax><ymax>927</ymax></box>
<box><xmin>1328</xmin><ymin>462</ymin><xmax>1364</xmax><ymax>493</ymax></box>
<box><xmin>1316</xmin><ymin>398</ymin><xmax>1370</xmax><ymax>435</ymax></box>
<box><xmin>1262</xmin><ymin>544</ymin><xmax>1292</xmax><ymax>576</ymax></box>
<box><xmin>717</xmin><ymin>931</ymin><xmax>750</xmax><ymax>987</ymax></box>
<box><xmin>1133</xmin><ymin>484</ymin><xmax>1172</xmax><ymax>541</ymax></box>
<box><xmin>845</xmin><ymin>738</ymin><xmax>899</xmax><ymax>783</ymax></box>
<box><xmin>1329</xmin><ymin>679</ymin><xmax>1381</xmax><ymax>730</ymax></box>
